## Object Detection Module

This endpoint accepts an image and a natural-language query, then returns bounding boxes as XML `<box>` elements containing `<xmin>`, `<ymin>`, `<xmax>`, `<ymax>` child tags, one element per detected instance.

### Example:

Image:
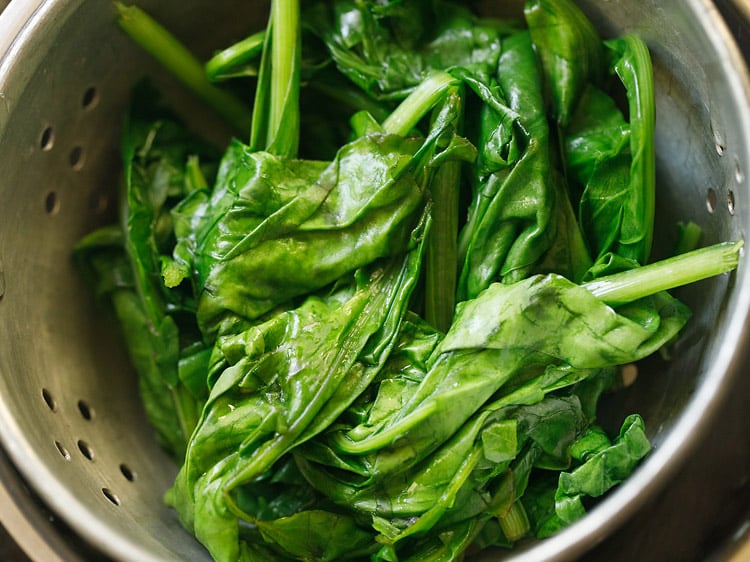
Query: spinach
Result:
<box><xmin>330</xmin><ymin>272</ymin><xmax>689</xmax><ymax>465</ymax></box>
<box><xmin>456</xmin><ymin>30</ymin><xmax>560</xmax><ymax>299</ymax></box>
<box><xmin>524</xmin><ymin>0</ymin><xmax>605</xmax><ymax>128</ymax></box>
<box><xmin>525</xmin><ymin>0</ymin><xmax>656</xmax><ymax>275</ymax></box>
<box><xmin>72</xmin><ymin>0</ymin><xmax>743</xmax><ymax>560</ymax></box>
<box><xmin>304</xmin><ymin>0</ymin><xmax>508</xmax><ymax>100</ymax></box>
<box><xmin>565</xmin><ymin>35</ymin><xmax>656</xmax><ymax>275</ymax></box>
<box><xmin>167</xmin><ymin>243</ymin><xmax>427</xmax><ymax>561</ymax></box>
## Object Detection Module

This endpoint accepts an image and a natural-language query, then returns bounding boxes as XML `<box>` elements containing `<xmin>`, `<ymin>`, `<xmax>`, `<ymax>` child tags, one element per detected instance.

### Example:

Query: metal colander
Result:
<box><xmin>1</xmin><ymin>1</ymin><xmax>750</xmax><ymax>561</ymax></box>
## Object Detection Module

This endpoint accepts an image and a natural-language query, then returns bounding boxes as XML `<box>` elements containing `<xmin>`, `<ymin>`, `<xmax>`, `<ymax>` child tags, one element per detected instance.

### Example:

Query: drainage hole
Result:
<box><xmin>42</xmin><ymin>388</ymin><xmax>57</xmax><ymax>412</ymax></box>
<box><xmin>82</xmin><ymin>86</ymin><xmax>99</xmax><ymax>110</ymax></box>
<box><xmin>102</xmin><ymin>488</ymin><xmax>121</xmax><ymax>506</ymax></box>
<box><xmin>54</xmin><ymin>441</ymin><xmax>71</xmax><ymax>461</ymax></box>
<box><xmin>713</xmin><ymin>126</ymin><xmax>726</xmax><ymax>157</ymax></box>
<box><xmin>69</xmin><ymin>146</ymin><xmax>85</xmax><ymax>170</ymax></box>
<box><xmin>77</xmin><ymin>400</ymin><xmax>94</xmax><ymax>421</ymax></box>
<box><xmin>706</xmin><ymin>187</ymin><xmax>718</xmax><ymax>214</ymax></box>
<box><xmin>728</xmin><ymin>190</ymin><xmax>736</xmax><ymax>216</ymax></box>
<box><xmin>77</xmin><ymin>440</ymin><xmax>94</xmax><ymax>461</ymax></box>
<box><xmin>120</xmin><ymin>463</ymin><xmax>136</xmax><ymax>482</ymax></box>
<box><xmin>44</xmin><ymin>191</ymin><xmax>60</xmax><ymax>215</ymax></box>
<box><xmin>39</xmin><ymin>126</ymin><xmax>55</xmax><ymax>151</ymax></box>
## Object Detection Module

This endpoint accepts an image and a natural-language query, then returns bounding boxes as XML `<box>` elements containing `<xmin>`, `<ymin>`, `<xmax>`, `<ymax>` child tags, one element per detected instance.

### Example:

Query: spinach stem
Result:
<box><xmin>205</xmin><ymin>29</ymin><xmax>266</xmax><ymax>81</ymax></box>
<box><xmin>184</xmin><ymin>156</ymin><xmax>210</xmax><ymax>196</ymax></box>
<box><xmin>583</xmin><ymin>241</ymin><xmax>743</xmax><ymax>305</ymax></box>
<box><xmin>269</xmin><ymin>0</ymin><xmax>300</xmax><ymax>156</ymax></box>
<box><xmin>500</xmin><ymin>501</ymin><xmax>531</xmax><ymax>542</ymax></box>
<box><xmin>382</xmin><ymin>71</ymin><xmax>460</xmax><ymax>136</ymax></box>
<box><xmin>424</xmin><ymin>154</ymin><xmax>461</xmax><ymax>333</ymax></box>
<box><xmin>114</xmin><ymin>3</ymin><xmax>252</xmax><ymax>136</ymax></box>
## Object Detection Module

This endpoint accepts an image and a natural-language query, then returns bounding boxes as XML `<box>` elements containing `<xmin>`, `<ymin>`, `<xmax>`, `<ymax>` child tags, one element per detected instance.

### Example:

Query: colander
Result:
<box><xmin>1</xmin><ymin>1</ymin><xmax>750</xmax><ymax>561</ymax></box>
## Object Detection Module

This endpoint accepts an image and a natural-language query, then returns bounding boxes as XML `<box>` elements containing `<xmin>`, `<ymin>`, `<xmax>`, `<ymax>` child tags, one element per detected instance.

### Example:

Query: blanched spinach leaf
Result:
<box><xmin>167</xmin><ymin>232</ymin><xmax>427</xmax><ymax>561</ymax></box>
<box><xmin>306</xmin><ymin>0</ymin><xmax>506</xmax><ymax>100</ymax></box>
<box><xmin>457</xmin><ymin>31</ymin><xmax>557</xmax><ymax>298</ymax></box>
<box><xmin>190</xmin><ymin>134</ymin><xmax>426</xmax><ymax>334</ymax></box>
<box><xmin>563</xmin><ymin>34</ymin><xmax>655</xmax><ymax>276</ymax></box>
<box><xmin>329</xmin><ymin>272</ymin><xmax>689</xmax><ymax>475</ymax></box>
<box><xmin>524</xmin><ymin>0</ymin><xmax>605</xmax><ymax>127</ymax></box>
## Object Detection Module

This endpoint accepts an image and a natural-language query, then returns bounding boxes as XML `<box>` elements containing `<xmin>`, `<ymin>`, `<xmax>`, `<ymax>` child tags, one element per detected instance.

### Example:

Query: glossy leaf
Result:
<box><xmin>306</xmin><ymin>0</ymin><xmax>505</xmax><ymax>100</ymax></box>
<box><xmin>524</xmin><ymin>0</ymin><xmax>605</xmax><ymax>127</ymax></box>
<box><xmin>457</xmin><ymin>31</ymin><xmax>557</xmax><ymax>299</ymax></box>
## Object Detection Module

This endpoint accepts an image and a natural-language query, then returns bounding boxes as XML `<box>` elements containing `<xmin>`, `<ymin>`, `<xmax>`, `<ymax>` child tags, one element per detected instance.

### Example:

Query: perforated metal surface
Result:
<box><xmin>0</xmin><ymin>2</ymin><xmax>749</xmax><ymax>562</ymax></box>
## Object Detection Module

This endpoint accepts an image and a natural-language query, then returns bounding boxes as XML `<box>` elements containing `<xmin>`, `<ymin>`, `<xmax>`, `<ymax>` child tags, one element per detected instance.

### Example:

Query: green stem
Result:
<box><xmin>424</xmin><ymin>155</ymin><xmax>461</xmax><ymax>333</ymax></box>
<box><xmin>499</xmin><ymin>501</ymin><xmax>531</xmax><ymax>542</ymax></box>
<box><xmin>184</xmin><ymin>155</ymin><xmax>209</xmax><ymax>193</ymax></box>
<box><xmin>382</xmin><ymin>71</ymin><xmax>460</xmax><ymax>136</ymax></box>
<box><xmin>269</xmin><ymin>0</ymin><xmax>300</xmax><ymax>156</ymax></box>
<box><xmin>115</xmin><ymin>3</ymin><xmax>252</xmax><ymax>136</ymax></box>
<box><xmin>205</xmin><ymin>29</ymin><xmax>266</xmax><ymax>81</ymax></box>
<box><xmin>583</xmin><ymin>241</ymin><xmax>743</xmax><ymax>306</ymax></box>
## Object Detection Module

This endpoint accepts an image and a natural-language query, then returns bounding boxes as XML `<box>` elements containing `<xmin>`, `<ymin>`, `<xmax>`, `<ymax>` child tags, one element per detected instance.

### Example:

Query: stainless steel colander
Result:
<box><xmin>1</xmin><ymin>1</ymin><xmax>750</xmax><ymax>561</ymax></box>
